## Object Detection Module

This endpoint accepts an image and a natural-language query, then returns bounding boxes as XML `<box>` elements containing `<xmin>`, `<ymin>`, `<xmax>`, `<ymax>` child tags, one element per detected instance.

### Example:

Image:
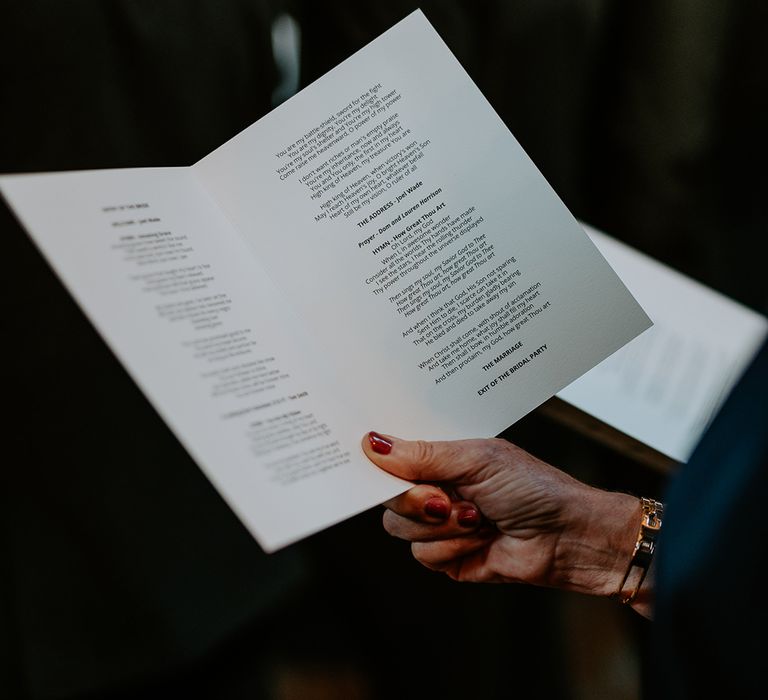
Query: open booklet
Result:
<box><xmin>0</xmin><ymin>10</ymin><xmax>650</xmax><ymax>551</ymax></box>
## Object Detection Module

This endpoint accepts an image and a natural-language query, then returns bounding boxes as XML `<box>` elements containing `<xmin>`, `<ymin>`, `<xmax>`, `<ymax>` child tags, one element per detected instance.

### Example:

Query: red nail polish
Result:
<box><xmin>424</xmin><ymin>497</ymin><xmax>449</xmax><ymax>519</ymax></box>
<box><xmin>369</xmin><ymin>431</ymin><xmax>393</xmax><ymax>455</ymax></box>
<box><xmin>458</xmin><ymin>508</ymin><xmax>480</xmax><ymax>527</ymax></box>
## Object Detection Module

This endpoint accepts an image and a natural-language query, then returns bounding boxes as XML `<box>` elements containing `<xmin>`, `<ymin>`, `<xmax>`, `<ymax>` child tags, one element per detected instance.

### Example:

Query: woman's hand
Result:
<box><xmin>363</xmin><ymin>432</ymin><xmax>648</xmax><ymax>611</ymax></box>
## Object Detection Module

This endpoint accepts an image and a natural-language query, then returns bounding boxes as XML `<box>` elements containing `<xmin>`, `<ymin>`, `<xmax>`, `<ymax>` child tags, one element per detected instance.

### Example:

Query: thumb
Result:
<box><xmin>362</xmin><ymin>431</ymin><xmax>493</xmax><ymax>483</ymax></box>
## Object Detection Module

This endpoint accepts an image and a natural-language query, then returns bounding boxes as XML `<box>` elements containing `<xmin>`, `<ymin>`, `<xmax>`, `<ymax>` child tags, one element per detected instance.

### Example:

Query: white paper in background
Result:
<box><xmin>557</xmin><ymin>224</ymin><xmax>768</xmax><ymax>463</ymax></box>
<box><xmin>0</xmin><ymin>12</ymin><xmax>651</xmax><ymax>551</ymax></box>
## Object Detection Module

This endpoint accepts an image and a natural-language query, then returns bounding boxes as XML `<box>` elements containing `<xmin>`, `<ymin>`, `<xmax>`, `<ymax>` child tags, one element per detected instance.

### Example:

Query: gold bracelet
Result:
<box><xmin>616</xmin><ymin>497</ymin><xmax>664</xmax><ymax>604</ymax></box>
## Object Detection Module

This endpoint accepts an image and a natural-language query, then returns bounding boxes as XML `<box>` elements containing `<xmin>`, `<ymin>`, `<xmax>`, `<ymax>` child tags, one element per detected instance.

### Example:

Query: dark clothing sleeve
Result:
<box><xmin>655</xmin><ymin>338</ymin><xmax>768</xmax><ymax>698</ymax></box>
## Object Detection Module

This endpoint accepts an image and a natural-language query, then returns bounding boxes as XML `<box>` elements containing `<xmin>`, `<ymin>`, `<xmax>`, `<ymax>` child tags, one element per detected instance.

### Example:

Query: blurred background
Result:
<box><xmin>2</xmin><ymin>2</ymin><xmax>765</xmax><ymax>699</ymax></box>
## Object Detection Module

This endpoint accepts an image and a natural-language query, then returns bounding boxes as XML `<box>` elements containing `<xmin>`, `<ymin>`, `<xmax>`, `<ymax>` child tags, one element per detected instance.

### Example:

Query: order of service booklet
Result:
<box><xmin>0</xmin><ymin>10</ymin><xmax>651</xmax><ymax>551</ymax></box>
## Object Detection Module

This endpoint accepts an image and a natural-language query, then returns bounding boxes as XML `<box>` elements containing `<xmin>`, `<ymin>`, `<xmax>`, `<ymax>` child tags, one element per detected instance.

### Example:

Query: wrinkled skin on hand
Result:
<box><xmin>363</xmin><ymin>433</ymin><xmax>650</xmax><ymax>616</ymax></box>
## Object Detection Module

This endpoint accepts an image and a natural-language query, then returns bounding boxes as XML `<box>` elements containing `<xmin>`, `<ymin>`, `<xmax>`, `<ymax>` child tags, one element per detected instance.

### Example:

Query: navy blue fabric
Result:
<box><xmin>655</xmin><ymin>339</ymin><xmax>768</xmax><ymax>697</ymax></box>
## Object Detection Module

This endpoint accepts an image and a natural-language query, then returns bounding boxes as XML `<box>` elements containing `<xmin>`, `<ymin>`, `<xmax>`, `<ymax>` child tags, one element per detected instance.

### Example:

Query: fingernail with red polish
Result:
<box><xmin>369</xmin><ymin>431</ymin><xmax>393</xmax><ymax>455</ymax></box>
<box><xmin>458</xmin><ymin>508</ymin><xmax>480</xmax><ymax>527</ymax></box>
<box><xmin>424</xmin><ymin>497</ymin><xmax>449</xmax><ymax>520</ymax></box>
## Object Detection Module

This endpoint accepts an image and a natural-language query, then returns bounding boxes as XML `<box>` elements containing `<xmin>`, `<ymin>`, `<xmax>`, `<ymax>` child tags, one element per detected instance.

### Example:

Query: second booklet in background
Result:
<box><xmin>0</xmin><ymin>10</ymin><xmax>651</xmax><ymax>551</ymax></box>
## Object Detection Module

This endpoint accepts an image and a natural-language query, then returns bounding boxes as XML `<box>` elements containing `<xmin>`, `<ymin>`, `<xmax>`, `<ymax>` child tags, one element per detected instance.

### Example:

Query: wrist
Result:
<box><xmin>553</xmin><ymin>487</ymin><xmax>642</xmax><ymax>598</ymax></box>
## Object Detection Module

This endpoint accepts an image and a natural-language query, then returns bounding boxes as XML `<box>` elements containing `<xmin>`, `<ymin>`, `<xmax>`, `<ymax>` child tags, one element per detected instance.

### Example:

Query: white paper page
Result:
<box><xmin>195</xmin><ymin>10</ymin><xmax>652</xmax><ymax>442</ymax></box>
<box><xmin>0</xmin><ymin>168</ymin><xmax>407</xmax><ymax>552</ymax></box>
<box><xmin>1</xmin><ymin>13</ymin><xmax>654</xmax><ymax>553</ymax></box>
<box><xmin>557</xmin><ymin>224</ymin><xmax>768</xmax><ymax>462</ymax></box>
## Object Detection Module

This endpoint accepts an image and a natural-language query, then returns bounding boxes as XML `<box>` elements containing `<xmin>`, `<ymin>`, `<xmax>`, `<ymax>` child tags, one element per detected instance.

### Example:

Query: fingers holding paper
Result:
<box><xmin>362</xmin><ymin>430</ymin><xmax>640</xmax><ymax>595</ymax></box>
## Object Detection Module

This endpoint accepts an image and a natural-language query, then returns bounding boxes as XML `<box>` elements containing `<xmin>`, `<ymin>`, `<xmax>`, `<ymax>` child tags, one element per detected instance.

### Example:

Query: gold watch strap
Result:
<box><xmin>617</xmin><ymin>497</ymin><xmax>664</xmax><ymax>604</ymax></box>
